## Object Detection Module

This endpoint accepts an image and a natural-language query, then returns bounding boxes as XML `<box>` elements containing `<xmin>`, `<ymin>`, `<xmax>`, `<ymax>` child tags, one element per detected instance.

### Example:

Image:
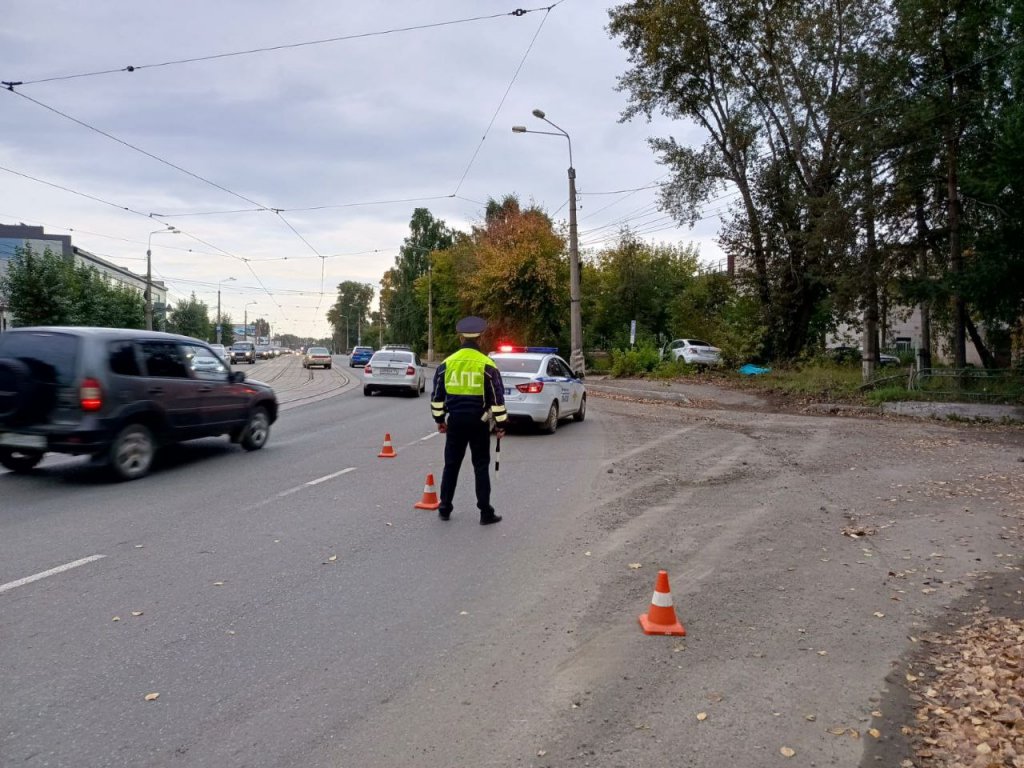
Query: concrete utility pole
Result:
<box><xmin>244</xmin><ymin>302</ymin><xmax>257</xmax><ymax>341</ymax></box>
<box><xmin>427</xmin><ymin>261</ymin><xmax>434</xmax><ymax>363</ymax></box>
<box><xmin>217</xmin><ymin>277</ymin><xmax>235</xmax><ymax>344</ymax></box>
<box><xmin>513</xmin><ymin>110</ymin><xmax>584</xmax><ymax>375</ymax></box>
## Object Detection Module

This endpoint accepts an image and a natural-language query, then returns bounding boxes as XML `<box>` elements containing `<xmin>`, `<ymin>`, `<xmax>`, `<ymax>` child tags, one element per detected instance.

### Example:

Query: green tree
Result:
<box><xmin>609</xmin><ymin>0</ymin><xmax>880</xmax><ymax>360</ymax></box>
<box><xmin>0</xmin><ymin>245</ymin><xmax>77</xmax><ymax>325</ymax></box>
<box><xmin>326</xmin><ymin>281</ymin><xmax>375</xmax><ymax>350</ymax></box>
<box><xmin>380</xmin><ymin>208</ymin><xmax>455</xmax><ymax>351</ymax></box>
<box><xmin>167</xmin><ymin>293</ymin><xmax>211</xmax><ymax>339</ymax></box>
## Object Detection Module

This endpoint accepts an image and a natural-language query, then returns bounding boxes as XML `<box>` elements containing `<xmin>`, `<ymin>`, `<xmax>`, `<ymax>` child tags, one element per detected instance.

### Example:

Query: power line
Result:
<box><xmin>5</xmin><ymin>7</ymin><xmax>556</xmax><ymax>87</ymax></box>
<box><xmin>451</xmin><ymin>5</ymin><xmax>556</xmax><ymax>196</ymax></box>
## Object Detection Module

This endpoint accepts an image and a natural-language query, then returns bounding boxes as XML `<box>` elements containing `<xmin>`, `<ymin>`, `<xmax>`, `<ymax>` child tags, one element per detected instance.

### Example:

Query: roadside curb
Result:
<box><xmin>586</xmin><ymin>376</ymin><xmax>1024</xmax><ymax>423</ymax></box>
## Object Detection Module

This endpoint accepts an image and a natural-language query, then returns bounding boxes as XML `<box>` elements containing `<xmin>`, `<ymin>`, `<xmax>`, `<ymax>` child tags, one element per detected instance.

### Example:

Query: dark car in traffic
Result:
<box><xmin>0</xmin><ymin>327</ymin><xmax>278</xmax><ymax>480</ymax></box>
<box><xmin>230</xmin><ymin>341</ymin><xmax>256</xmax><ymax>364</ymax></box>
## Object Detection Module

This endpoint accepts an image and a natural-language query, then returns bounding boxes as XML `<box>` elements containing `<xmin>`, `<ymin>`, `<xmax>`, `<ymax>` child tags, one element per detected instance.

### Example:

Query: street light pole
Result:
<box><xmin>217</xmin><ymin>277</ymin><xmax>236</xmax><ymax>344</ymax></box>
<box><xmin>513</xmin><ymin>109</ymin><xmax>584</xmax><ymax>375</ymax></box>
<box><xmin>146</xmin><ymin>225</ymin><xmax>178</xmax><ymax>331</ymax></box>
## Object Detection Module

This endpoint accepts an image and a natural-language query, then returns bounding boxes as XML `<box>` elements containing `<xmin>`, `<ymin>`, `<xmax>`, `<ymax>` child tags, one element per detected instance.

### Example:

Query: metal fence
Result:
<box><xmin>906</xmin><ymin>367</ymin><xmax>1024</xmax><ymax>403</ymax></box>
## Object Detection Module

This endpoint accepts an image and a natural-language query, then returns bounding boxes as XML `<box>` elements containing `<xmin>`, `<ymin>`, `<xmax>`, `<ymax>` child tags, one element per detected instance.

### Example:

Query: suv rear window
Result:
<box><xmin>0</xmin><ymin>331</ymin><xmax>79</xmax><ymax>385</ymax></box>
<box><xmin>232</xmin><ymin>343</ymin><xmax>254</xmax><ymax>351</ymax></box>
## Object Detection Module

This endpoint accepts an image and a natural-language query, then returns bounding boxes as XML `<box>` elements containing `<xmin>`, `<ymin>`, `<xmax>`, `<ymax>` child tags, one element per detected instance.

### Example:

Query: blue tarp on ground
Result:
<box><xmin>738</xmin><ymin>364</ymin><xmax>771</xmax><ymax>376</ymax></box>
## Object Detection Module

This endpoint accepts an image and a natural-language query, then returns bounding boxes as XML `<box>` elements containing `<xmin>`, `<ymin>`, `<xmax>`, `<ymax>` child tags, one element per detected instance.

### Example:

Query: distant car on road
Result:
<box><xmin>827</xmin><ymin>347</ymin><xmax>901</xmax><ymax>366</ymax></box>
<box><xmin>230</xmin><ymin>341</ymin><xmax>256</xmax><ymax>365</ymax></box>
<box><xmin>363</xmin><ymin>350</ymin><xmax>425</xmax><ymax>397</ymax></box>
<box><xmin>303</xmin><ymin>347</ymin><xmax>332</xmax><ymax>369</ymax></box>
<box><xmin>209</xmin><ymin>343</ymin><xmax>229</xmax><ymax>363</ymax></box>
<box><xmin>663</xmin><ymin>338</ymin><xmax>723</xmax><ymax>369</ymax></box>
<box><xmin>350</xmin><ymin>346</ymin><xmax>374</xmax><ymax>367</ymax></box>
<box><xmin>489</xmin><ymin>346</ymin><xmax>586</xmax><ymax>433</ymax></box>
<box><xmin>0</xmin><ymin>327</ymin><xmax>278</xmax><ymax>480</ymax></box>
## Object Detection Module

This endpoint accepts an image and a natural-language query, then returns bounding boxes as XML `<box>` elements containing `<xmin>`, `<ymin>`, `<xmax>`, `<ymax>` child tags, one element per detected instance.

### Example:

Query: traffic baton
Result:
<box><xmin>495</xmin><ymin>434</ymin><xmax>501</xmax><ymax>475</ymax></box>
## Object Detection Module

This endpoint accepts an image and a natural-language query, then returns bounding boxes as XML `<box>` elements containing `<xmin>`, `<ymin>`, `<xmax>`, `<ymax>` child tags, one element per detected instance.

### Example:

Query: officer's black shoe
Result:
<box><xmin>438</xmin><ymin>510</ymin><xmax>451</xmax><ymax>521</ymax></box>
<box><xmin>479</xmin><ymin>514</ymin><xmax>502</xmax><ymax>525</ymax></box>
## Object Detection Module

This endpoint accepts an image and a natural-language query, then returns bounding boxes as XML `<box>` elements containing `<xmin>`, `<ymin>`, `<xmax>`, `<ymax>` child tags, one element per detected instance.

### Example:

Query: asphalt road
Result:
<box><xmin>0</xmin><ymin>355</ymin><xmax>603</xmax><ymax>768</ymax></box>
<box><xmin>3</xmin><ymin>358</ymin><xmax>1022</xmax><ymax>768</ymax></box>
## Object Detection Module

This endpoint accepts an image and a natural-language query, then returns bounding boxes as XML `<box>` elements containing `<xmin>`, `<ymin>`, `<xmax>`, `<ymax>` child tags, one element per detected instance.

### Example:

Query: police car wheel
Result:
<box><xmin>363</xmin><ymin>386</ymin><xmax>372</xmax><ymax>396</ymax></box>
<box><xmin>573</xmin><ymin>394</ymin><xmax>586</xmax><ymax>422</ymax></box>
<box><xmin>541</xmin><ymin>401</ymin><xmax>559</xmax><ymax>434</ymax></box>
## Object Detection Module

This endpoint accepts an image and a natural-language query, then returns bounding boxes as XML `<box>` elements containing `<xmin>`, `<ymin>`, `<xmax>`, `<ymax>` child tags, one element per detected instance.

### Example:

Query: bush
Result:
<box><xmin>609</xmin><ymin>344</ymin><xmax>661</xmax><ymax>377</ymax></box>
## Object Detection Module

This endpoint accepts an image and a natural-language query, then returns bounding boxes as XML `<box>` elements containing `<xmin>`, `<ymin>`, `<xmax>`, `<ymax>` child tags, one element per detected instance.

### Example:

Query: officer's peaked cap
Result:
<box><xmin>455</xmin><ymin>316</ymin><xmax>487</xmax><ymax>337</ymax></box>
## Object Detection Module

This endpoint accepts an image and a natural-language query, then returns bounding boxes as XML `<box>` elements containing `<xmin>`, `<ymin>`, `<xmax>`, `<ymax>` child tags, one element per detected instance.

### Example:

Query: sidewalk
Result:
<box><xmin>586</xmin><ymin>374</ymin><xmax>1024</xmax><ymax>423</ymax></box>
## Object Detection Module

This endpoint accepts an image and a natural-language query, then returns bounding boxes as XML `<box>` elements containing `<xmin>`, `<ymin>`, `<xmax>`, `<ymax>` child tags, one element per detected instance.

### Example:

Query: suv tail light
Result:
<box><xmin>516</xmin><ymin>381</ymin><xmax>544</xmax><ymax>394</ymax></box>
<box><xmin>364</xmin><ymin>365</ymin><xmax>372</xmax><ymax>374</ymax></box>
<box><xmin>80</xmin><ymin>378</ymin><xmax>102</xmax><ymax>411</ymax></box>
<box><xmin>406</xmin><ymin>366</ymin><xmax>416</xmax><ymax>376</ymax></box>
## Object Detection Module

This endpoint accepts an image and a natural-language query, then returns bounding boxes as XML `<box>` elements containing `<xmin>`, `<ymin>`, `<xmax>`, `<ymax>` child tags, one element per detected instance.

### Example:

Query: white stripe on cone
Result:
<box><xmin>651</xmin><ymin>590</ymin><xmax>674</xmax><ymax>608</ymax></box>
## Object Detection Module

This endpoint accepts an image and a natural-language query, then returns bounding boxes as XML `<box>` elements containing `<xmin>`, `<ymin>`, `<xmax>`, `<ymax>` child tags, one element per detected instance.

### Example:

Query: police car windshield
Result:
<box><xmin>491</xmin><ymin>357</ymin><xmax>543</xmax><ymax>374</ymax></box>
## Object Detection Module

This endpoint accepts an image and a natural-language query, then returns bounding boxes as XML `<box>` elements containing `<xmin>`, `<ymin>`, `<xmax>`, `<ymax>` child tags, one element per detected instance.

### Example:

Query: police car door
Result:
<box><xmin>545</xmin><ymin>357</ymin><xmax>574</xmax><ymax>414</ymax></box>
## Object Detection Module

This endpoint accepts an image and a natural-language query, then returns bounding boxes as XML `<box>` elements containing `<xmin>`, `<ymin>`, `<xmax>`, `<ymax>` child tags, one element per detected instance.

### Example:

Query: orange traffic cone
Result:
<box><xmin>638</xmin><ymin>570</ymin><xmax>686</xmax><ymax>636</ymax></box>
<box><xmin>414</xmin><ymin>473</ymin><xmax>441</xmax><ymax>510</ymax></box>
<box><xmin>378</xmin><ymin>433</ymin><xmax>397</xmax><ymax>458</ymax></box>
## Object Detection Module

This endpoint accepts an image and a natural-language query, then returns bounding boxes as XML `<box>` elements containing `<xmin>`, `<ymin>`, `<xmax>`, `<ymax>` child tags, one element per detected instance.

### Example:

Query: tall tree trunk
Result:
<box><xmin>914</xmin><ymin>197</ymin><xmax>933</xmax><ymax>370</ymax></box>
<box><xmin>945</xmin><ymin>122</ymin><xmax>966</xmax><ymax>368</ymax></box>
<box><xmin>965</xmin><ymin>315</ymin><xmax>995</xmax><ymax>369</ymax></box>
<box><xmin>862</xmin><ymin>156</ymin><xmax>879</xmax><ymax>383</ymax></box>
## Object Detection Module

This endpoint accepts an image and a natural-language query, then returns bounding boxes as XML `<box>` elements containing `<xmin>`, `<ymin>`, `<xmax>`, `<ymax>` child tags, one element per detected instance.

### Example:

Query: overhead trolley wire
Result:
<box><xmin>451</xmin><ymin>4</ymin><xmax>557</xmax><ymax>196</ymax></box>
<box><xmin>3</xmin><ymin>6</ymin><xmax>558</xmax><ymax>87</ymax></box>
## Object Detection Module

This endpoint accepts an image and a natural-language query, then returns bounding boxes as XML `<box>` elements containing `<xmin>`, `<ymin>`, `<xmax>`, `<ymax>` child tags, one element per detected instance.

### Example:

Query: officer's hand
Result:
<box><xmin>437</xmin><ymin>423</ymin><xmax>447</xmax><ymax>434</ymax></box>
<box><xmin>494</xmin><ymin>427</ymin><xmax>506</xmax><ymax>439</ymax></box>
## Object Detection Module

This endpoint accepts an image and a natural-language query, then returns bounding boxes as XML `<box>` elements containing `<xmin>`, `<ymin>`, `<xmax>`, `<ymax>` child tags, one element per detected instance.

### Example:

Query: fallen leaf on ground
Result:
<box><xmin>328</xmin><ymin>555</ymin><xmax>337</xmax><ymax>562</ymax></box>
<box><xmin>628</xmin><ymin>563</ymin><xmax>642</xmax><ymax>569</ymax></box>
<box><xmin>697</xmin><ymin>712</ymin><xmax>708</xmax><ymax>721</ymax></box>
<box><xmin>112</xmin><ymin>616</ymin><xmax>120</xmax><ymax>622</ymax></box>
<box><xmin>874</xmin><ymin>612</ymin><xmax>885</xmax><ymax>618</ymax></box>
<box><xmin>144</xmin><ymin>692</ymin><xmax>159</xmax><ymax>701</ymax></box>
<box><xmin>868</xmin><ymin>728</ymin><xmax>881</xmax><ymax>738</ymax></box>
<box><xmin>131</xmin><ymin>611</ymin><xmax>143</xmax><ymax>617</ymax></box>
<box><xmin>780</xmin><ymin>746</ymin><xmax>796</xmax><ymax>757</ymax></box>
<box><xmin>805</xmin><ymin>714</ymin><xmax>816</xmax><ymax>721</ymax></box>
<box><xmin>213</xmin><ymin>581</ymin><xmax>225</xmax><ymax>586</ymax></box>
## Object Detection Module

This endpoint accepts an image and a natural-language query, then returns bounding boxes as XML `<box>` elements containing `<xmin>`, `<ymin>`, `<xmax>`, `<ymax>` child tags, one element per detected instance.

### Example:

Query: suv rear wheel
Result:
<box><xmin>0</xmin><ymin>448</ymin><xmax>44</xmax><ymax>473</ymax></box>
<box><xmin>109</xmin><ymin>423</ymin><xmax>156</xmax><ymax>481</ymax></box>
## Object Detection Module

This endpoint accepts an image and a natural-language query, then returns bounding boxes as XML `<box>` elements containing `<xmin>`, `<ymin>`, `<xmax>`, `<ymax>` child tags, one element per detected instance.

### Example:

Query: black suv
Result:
<box><xmin>0</xmin><ymin>327</ymin><xmax>278</xmax><ymax>480</ymax></box>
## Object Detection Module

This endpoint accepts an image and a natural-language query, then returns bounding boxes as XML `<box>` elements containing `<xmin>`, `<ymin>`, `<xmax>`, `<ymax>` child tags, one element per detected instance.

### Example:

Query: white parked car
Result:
<box><xmin>363</xmin><ymin>349</ymin><xmax>426</xmax><ymax>397</ymax></box>
<box><xmin>664</xmin><ymin>338</ymin><xmax>723</xmax><ymax>368</ymax></box>
<box><xmin>488</xmin><ymin>346</ymin><xmax>586</xmax><ymax>434</ymax></box>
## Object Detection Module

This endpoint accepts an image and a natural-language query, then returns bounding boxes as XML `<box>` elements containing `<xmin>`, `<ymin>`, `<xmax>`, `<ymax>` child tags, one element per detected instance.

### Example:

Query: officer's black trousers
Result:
<box><xmin>438</xmin><ymin>412</ymin><xmax>493</xmax><ymax>515</ymax></box>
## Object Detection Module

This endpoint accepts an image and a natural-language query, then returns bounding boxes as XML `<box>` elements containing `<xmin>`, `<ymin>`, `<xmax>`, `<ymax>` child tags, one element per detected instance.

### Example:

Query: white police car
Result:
<box><xmin>489</xmin><ymin>346</ymin><xmax>586</xmax><ymax>433</ymax></box>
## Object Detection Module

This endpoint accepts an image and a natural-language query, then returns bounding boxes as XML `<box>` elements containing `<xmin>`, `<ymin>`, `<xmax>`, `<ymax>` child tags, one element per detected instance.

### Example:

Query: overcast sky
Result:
<box><xmin>1</xmin><ymin>0</ymin><xmax>720</xmax><ymax>338</ymax></box>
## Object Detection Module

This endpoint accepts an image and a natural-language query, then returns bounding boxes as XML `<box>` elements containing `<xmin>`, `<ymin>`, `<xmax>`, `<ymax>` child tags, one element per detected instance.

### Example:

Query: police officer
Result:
<box><xmin>430</xmin><ymin>316</ymin><xmax>508</xmax><ymax>524</ymax></box>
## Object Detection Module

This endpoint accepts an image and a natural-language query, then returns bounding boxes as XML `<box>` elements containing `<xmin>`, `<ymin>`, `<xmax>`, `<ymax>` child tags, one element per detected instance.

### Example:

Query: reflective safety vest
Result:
<box><xmin>443</xmin><ymin>347</ymin><xmax>491</xmax><ymax>395</ymax></box>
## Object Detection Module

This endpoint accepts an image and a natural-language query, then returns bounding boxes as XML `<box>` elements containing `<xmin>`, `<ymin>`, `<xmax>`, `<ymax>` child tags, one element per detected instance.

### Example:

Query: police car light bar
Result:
<box><xmin>495</xmin><ymin>345</ymin><xmax>559</xmax><ymax>354</ymax></box>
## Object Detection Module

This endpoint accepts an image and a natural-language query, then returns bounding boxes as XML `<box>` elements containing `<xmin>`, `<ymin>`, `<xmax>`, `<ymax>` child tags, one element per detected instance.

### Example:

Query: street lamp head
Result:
<box><xmin>532</xmin><ymin>108</ymin><xmax>546</xmax><ymax>119</ymax></box>
<box><xmin>512</xmin><ymin>125</ymin><xmax>527</xmax><ymax>133</ymax></box>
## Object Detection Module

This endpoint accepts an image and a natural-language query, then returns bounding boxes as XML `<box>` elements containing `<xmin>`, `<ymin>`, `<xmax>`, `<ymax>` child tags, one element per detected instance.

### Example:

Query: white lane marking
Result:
<box><xmin>306</xmin><ymin>467</ymin><xmax>356</xmax><ymax>486</ymax></box>
<box><xmin>420</xmin><ymin>432</ymin><xmax>440</xmax><ymax>441</ymax></box>
<box><xmin>0</xmin><ymin>555</ymin><xmax>106</xmax><ymax>594</ymax></box>
<box><xmin>276</xmin><ymin>467</ymin><xmax>356</xmax><ymax>497</ymax></box>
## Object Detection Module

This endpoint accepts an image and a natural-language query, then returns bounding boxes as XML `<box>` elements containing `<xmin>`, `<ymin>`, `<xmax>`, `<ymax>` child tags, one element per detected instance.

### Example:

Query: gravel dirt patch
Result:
<box><xmin>541</xmin><ymin>389</ymin><xmax>1024</xmax><ymax>767</ymax></box>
